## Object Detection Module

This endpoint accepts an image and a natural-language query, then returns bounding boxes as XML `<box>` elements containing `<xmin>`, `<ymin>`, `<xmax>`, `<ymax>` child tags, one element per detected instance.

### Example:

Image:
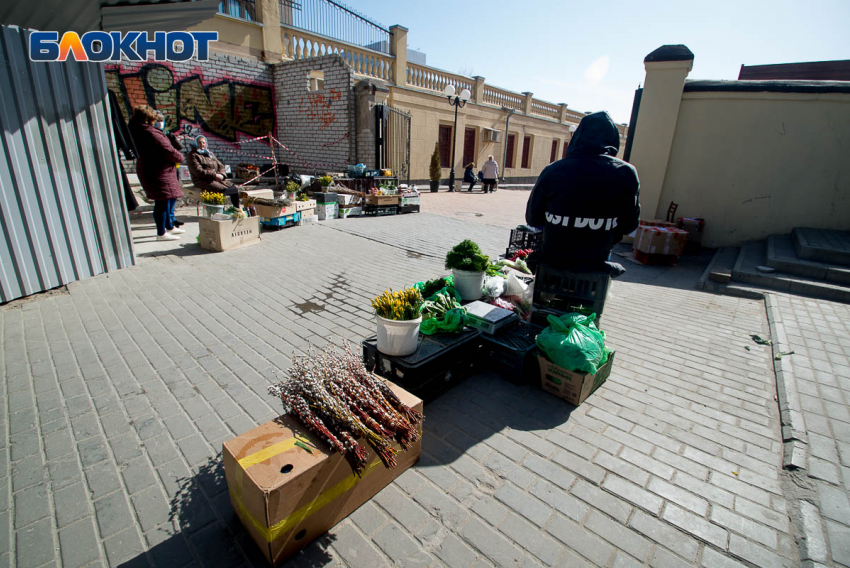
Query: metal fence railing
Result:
<box><xmin>280</xmin><ymin>0</ymin><xmax>390</xmax><ymax>53</ymax></box>
<box><xmin>218</xmin><ymin>0</ymin><xmax>256</xmax><ymax>22</ymax></box>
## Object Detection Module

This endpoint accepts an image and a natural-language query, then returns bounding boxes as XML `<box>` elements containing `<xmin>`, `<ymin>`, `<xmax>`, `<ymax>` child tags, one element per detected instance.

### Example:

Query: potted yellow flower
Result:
<box><xmin>371</xmin><ymin>287</ymin><xmax>423</xmax><ymax>356</ymax></box>
<box><xmin>200</xmin><ymin>190</ymin><xmax>227</xmax><ymax>217</ymax></box>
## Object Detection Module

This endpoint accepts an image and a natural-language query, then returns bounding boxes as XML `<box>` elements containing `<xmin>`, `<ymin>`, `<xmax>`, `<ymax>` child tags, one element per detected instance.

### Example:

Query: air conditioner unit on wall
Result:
<box><xmin>483</xmin><ymin>128</ymin><xmax>502</xmax><ymax>143</ymax></box>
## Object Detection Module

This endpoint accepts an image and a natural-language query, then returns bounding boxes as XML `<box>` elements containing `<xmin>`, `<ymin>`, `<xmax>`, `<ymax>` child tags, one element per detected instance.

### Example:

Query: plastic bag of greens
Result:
<box><xmin>413</xmin><ymin>275</ymin><xmax>455</xmax><ymax>298</ymax></box>
<box><xmin>536</xmin><ymin>313</ymin><xmax>610</xmax><ymax>374</ymax></box>
<box><xmin>420</xmin><ymin>289</ymin><xmax>467</xmax><ymax>334</ymax></box>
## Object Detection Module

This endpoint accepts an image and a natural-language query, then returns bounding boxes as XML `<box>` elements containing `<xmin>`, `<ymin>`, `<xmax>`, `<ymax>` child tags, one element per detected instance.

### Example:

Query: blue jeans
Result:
<box><xmin>153</xmin><ymin>198</ymin><xmax>176</xmax><ymax>235</ymax></box>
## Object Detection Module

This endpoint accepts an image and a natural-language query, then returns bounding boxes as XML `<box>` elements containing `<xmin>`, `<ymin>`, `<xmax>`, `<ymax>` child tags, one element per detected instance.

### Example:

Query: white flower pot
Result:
<box><xmin>203</xmin><ymin>203</ymin><xmax>224</xmax><ymax>218</ymax></box>
<box><xmin>376</xmin><ymin>315</ymin><xmax>422</xmax><ymax>356</ymax></box>
<box><xmin>452</xmin><ymin>269</ymin><xmax>486</xmax><ymax>301</ymax></box>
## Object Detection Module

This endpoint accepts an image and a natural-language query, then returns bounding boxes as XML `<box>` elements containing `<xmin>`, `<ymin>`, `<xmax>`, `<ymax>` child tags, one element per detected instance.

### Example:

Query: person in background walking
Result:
<box><xmin>129</xmin><ymin>105</ymin><xmax>185</xmax><ymax>242</ymax></box>
<box><xmin>482</xmin><ymin>155</ymin><xmax>499</xmax><ymax>193</ymax></box>
<box><xmin>463</xmin><ymin>162</ymin><xmax>477</xmax><ymax>192</ymax></box>
<box><xmin>188</xmin><ymin>136</ymin><xmax>240</xmax><ymax>208</ymax></box>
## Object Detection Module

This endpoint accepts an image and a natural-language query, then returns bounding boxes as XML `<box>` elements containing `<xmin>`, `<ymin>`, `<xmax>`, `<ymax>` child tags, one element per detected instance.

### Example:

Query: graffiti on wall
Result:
<box><xmin>105</xmin><ymin>64</ymin><xmax>274</xmax><ymax>142</ymax></box>
<box><xmin>298</xmin><ymin>89</ymin><xmax>342</xmax><ymax>130</ymax></box>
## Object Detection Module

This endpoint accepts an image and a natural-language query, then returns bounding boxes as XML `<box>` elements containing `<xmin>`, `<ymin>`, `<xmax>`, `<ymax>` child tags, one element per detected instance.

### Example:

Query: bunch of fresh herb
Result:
<box><xmin>445</xmin><ymin>240</ymin><xmax>489</xmax><ymax>272</ymax></box>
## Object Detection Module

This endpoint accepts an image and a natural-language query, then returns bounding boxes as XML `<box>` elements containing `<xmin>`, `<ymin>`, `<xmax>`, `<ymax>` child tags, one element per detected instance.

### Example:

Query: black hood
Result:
<box><xmin>566</xmin><ymin>111</ymin><xmax>620</xmax><ymax>158</ymax></box>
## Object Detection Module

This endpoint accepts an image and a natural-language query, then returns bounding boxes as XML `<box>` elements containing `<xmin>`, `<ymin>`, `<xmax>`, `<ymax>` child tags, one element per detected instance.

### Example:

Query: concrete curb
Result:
<box><xmin>763</xmin><ymin>293</ymin><xmax>808</xmax><ymax>470</ymax></box>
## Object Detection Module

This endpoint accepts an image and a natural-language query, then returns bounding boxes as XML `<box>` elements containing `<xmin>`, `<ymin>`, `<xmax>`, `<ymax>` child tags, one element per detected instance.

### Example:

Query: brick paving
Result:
<box><xmin>769</xmin><ymin>295</ymin><xmax>850</xmax><ymax>567</ymax></box>
<box><xmin>0</xmin><ymin>192</ymin><xmax>809</xmax><ymax>567</ymax></box>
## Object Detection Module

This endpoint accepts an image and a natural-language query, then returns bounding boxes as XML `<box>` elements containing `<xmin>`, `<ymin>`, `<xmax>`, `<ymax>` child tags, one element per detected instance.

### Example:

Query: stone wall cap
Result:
<box><xmin>644</xmin><ymin>45</ymin><xmax>694</xmax><ymax>63</ymax></box>
<box><xmin>684</xmin><ymin>79</ymin><xmax>850</xmax><ymax>94</ymax></box>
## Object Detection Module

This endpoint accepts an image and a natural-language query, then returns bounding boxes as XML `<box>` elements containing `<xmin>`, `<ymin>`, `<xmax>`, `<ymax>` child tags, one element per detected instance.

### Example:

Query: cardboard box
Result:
<box><xmin>364</xmin><ymin>195</ymin><xmax>399</xmax><ymax>206</ymax></box>
<box><xmin>633</xmin><ymin>226</ymin><xmax>688</xmax><ymax>256</ymax></box>
<box><xmin>254</xmin><ymin>203</ymin><xmax>297</xmax><ymax>218</ymax></box>
<box><xmin>677</xmin><ymin>217</ymin><xmax>705</xmax><ymax>246</ymax></box>
<box><xmin>198</xmin><ymin>216</ymin><xmax>261</xmax><ymax>252</ymax></box>
<box><xmin>295</xmin><ymin>199</ymin><xmax>317</xmax><ymax>212</ymax></box>
<box><xmin>317</xmin><ymin>203</ymin><xmax>337</xmax><ymax>220</ymax></box>
<box><xmin>223</xmin><ymin>382</ymin><xmax>422</xmax><ymax>566</ymax></box>
<box><xmin>539</xmin><ymin>352</ymin><xmax>615</xmax><ymax>405</ymax></box>
<box><xmin>337</xmin><ymin>194</ymin><xmax>361</xmax><ymax>206</ymax></box>
<box><xmin>338</xmin><ymin>206</ymin><xmax>362</xmax><ymax>218</ymax></box>
<box><xmin>240</xmin><ymin>188</ymin><xmax>275</xmax><ymax>200</ymax></box>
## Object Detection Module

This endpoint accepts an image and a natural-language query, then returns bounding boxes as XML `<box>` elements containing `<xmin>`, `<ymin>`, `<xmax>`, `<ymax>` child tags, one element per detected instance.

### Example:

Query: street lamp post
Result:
<box><xmin>443</xmin><ymin>84</ymin><xmax>471</xmax><ymax>193</ymax></box>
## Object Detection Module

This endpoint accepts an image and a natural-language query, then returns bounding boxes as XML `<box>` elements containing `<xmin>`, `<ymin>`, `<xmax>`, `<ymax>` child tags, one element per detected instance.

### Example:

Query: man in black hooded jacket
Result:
<box><xmin>525</xmin><ymin>111</ymin><xmax>640</xmax><ymax>275</ymax></box>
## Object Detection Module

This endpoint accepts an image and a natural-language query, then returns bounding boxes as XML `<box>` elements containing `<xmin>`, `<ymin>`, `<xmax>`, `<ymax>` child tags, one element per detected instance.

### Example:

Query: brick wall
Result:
<box><xmin>105</xmin><ymin>53</ymin><xmax>276</xmax><ymax>171</ymax></box>
<box><xmin>272</xmin><ymin>55</ymin><xmax>354</xmax><ymax>174</ymax></box>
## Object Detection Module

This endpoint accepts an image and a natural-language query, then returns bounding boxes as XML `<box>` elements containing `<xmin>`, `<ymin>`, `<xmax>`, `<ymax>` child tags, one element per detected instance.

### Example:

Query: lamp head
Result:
<box><xmin>460</xmin><ymin>88</ymin><xmax>471</xmax><ymax>102</ymax></box>
<box><xmin>444</xmin><ymin>84</ymin><xmax>456</xmax><ymax>97</ymax></box>
<box><xmin>569</xmin><ymin>124</ymin><xmax>578</xmax><ymax>133</ymax></box>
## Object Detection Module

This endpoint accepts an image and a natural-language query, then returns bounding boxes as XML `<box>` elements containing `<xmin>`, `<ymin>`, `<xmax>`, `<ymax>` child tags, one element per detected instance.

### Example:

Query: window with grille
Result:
<box><xmin>438</xmin><ymin>125</ymin><xmax>452</xmax><ymax>168</ymax></box>
<box><xmin>550</xmin><ymin>139</ymin><xmax>558</xmax><ymax>163</ymax></box>
<box><xmin>562</xmin><ymin>140</ymin><xmax>569</xmax><ymax>159</ymax></box>
<box><xmin>219</xmin><ymin>0</ymin><xmax>255</xmax><ymax>21</ymax></box>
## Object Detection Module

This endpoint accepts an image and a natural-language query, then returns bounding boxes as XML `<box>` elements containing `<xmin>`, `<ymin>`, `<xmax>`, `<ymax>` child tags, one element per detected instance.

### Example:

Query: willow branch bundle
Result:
<box><xmin>268</xmin><ymin>344</ymin><xmax>423</xmax><ymax>475</ymax></box>
<box><xmin>242</xmin><ymin>195</ymin><xmax>293</xmax><ymax>207</ymax></box>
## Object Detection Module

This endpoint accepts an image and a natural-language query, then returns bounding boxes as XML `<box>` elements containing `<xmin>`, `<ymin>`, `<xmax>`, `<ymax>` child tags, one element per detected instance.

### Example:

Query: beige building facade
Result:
<box><xmin>183</xmin><ymin>4</ymin><xmax>628</xmax><ymax>184</ymax></box>
<box><xmin>629</xmin><ymin>45</ymin><xmax>850</xmax><ymax>248</ymax></box>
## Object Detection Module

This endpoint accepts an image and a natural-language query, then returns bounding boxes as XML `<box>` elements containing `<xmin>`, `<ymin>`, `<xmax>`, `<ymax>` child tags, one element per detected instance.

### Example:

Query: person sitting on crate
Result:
<box><xmin>525</xmin><ymin>111</ymin><xmax>640</xmax><ymax>278</ymax></box>
<box><xmin>188</xmin><ymin>136</ymin><xmax>240</xmax><ymax>208</ymax></box>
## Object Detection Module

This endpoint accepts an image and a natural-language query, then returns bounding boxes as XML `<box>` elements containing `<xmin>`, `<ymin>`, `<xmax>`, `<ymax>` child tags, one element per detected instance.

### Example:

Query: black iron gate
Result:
<box><xmin>375</xmin><ymin>104</ymin><xmax>411</xmax><ymax>185</ymax></box>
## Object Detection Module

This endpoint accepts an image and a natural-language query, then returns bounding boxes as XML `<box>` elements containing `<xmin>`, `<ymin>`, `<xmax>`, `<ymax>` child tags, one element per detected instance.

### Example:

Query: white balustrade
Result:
<box><xmin>281</xmin><ymin>26</ymin><xmax>393</xmax><ymax>82</ymax></box>
<box><xmin>530</xmin><ymin>99</ymin><xmax>560</xmax><ymax>120</ymax></box>
<box><xmin>406</xmin><ymin>64</ymin><xmax>473</xmax><ymax>96</ymax></box>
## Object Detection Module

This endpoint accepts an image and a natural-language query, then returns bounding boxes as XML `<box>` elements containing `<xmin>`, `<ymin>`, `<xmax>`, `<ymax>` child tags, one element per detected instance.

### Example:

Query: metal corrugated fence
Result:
<box><xmin>0</xmin><ymin>24</ymin><xmax>135</xmax><ymax>304</ymax></box>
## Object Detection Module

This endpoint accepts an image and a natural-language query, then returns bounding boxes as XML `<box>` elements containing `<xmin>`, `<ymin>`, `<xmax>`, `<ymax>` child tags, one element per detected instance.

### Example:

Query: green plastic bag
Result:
<box><xmin>419</xmin><ymin>289</ymin><xmax>467</xmax><ymax>335</ymax></box>
<box><xmin>421</xmin><ymin>308</ymin><xmax>468</xmax><ymax>335</ymax></box>
<box><xmin>413</xmin><ymin>275</ymin><xmax>455</xmax><ymax>298</ymax></box>
<box><xmin>536</xmin><ymin>313</ymin><xmax>610</xmax><ymax>374</ymax></box>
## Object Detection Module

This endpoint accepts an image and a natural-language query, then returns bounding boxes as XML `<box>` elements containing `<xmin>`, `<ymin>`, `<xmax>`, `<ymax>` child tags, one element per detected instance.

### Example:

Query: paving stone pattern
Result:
<box><xmin>1</xmin><ymin>208</ymin><xmax>800</xmax><ymax>567</ymax></box>
<box><xmin>771</xmin><ymin>294</ymin><xmax>850</xmax><ymax>567</ymax></box>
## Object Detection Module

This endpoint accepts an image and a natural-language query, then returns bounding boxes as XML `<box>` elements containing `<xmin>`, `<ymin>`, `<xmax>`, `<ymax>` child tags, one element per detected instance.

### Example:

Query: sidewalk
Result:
<box><xmin>1</xmin><ymin>197</ymin><xmax>805</xmax><ymax>567</ymax></box>
<box><xmin>768</xmin><ymin>294</ymin><xmax>850</xmax><ymax>566</ymax></box>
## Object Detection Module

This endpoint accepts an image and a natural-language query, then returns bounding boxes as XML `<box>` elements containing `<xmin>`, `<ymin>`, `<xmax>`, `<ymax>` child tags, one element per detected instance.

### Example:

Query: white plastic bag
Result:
<box><xmin>483</xmin><ymin>275</ymin><xmax>506</xmax><ymax>298</ymax></box>
<box><xmin>504</xmin><ymin>271</ymin><xmax>528</xmax><ymax>297</ymax></box>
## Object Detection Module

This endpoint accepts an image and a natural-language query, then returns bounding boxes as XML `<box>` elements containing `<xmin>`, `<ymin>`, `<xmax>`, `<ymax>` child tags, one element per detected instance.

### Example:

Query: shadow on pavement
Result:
<box><xmin>417</xmin><ymin>371</ymin><xmax>577</xmax><ymax>470</ymax></box>
<box><xmin>119</xmin><ymin>456</ymin><xmax>337</xmax><ymax>568</ymax></box>
<box><xmin>610</xmin><ymin>242</ymin><xmax>715</xmax><ymax>291</ymax></box>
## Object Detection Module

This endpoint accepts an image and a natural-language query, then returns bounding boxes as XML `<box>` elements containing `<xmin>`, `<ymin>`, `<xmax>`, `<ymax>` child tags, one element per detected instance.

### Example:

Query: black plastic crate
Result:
<box><xmin>532</xmin><ymin>265</ymin><xmax>610</xmax><ymax>318</ymax></box>
<box><xmin>531</xmin><ymin>306</ymin><xmax>603</xmax><ymax>330</ymax></box>
<box><xmin>505</xmin><ymin>228</ymin><xmax>542</xmax><ymax>257</ymax></box>
<box><xmin>313</xmin><ymin>192</ymin><xmax>338</xmax><ymax>204</ymax></box>
<box><xmin>363</xmin><ymin>205</ymin><xmax>398</xmax><ymax>216</ymax></box>
<box><xmin>361</xmin><ymin>328</ymin><xmax>481</xmax><ymax>402</ymax></box>
<box><xmin>399</xmin><ymin>204</ymin><xmax>420</xmax><ymax>214</ymax></box>
<box><xmin>479</xmin><ymin>321</ymin><xmax>543</xmax><ymax>384</ymax></box>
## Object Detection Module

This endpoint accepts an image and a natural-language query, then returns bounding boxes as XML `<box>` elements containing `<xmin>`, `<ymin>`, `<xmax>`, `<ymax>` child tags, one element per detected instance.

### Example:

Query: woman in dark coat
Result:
<box><xmin>129</xmin><ymin>105</ymin><xmax>185</xmax><ymax>241</ymax></box>
<box><xmin>188</xmin><ymin>136</ymin><xmax>239</xmax><ymax>207</ymax></box>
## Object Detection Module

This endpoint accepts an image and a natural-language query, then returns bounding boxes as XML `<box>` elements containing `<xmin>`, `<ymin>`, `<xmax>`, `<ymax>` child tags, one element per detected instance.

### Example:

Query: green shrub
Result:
<box><xmin>445</xmin><ymin>239</ymin><xmax>489</xmax><ymax>272</ymax></box>
<box><xmin>429</xmin><ymin>142</ymin><xmax>441</xmax><ymax>182</ymax></box>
